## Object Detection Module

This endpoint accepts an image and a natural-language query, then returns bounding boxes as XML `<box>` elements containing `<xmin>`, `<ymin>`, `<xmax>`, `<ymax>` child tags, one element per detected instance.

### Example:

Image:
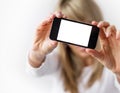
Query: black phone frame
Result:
<box><xmin>50</xmin><ymin>17</ymin><xmax>99</xmax><ymax>49</ymax></box>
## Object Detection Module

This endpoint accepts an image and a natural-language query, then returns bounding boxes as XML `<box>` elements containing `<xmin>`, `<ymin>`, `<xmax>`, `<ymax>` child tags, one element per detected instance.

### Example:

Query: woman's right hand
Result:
<box><xmin>29</xmin><ymin>12</ymin><xmax>66</xmax><ymax>68</ymax></box>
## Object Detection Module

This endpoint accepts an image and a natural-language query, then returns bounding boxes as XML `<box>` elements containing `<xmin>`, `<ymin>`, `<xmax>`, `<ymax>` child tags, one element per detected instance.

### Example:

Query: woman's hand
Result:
<box><xmin>29</xmin><ymin>12</ymin><xmax>66</xmax><ymax>68</ymax></box>
<box><xmin>85</xmin><ymin>21</ymin><xmax>120</xmax><ymax>82</ymax></box>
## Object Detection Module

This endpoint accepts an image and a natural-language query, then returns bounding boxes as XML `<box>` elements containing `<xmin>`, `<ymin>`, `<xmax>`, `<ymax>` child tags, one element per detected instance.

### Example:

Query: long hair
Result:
<box><xmin>55</xmin><ymin>0</ymin><xmax>104</xmax><ymax>93</ymax></box>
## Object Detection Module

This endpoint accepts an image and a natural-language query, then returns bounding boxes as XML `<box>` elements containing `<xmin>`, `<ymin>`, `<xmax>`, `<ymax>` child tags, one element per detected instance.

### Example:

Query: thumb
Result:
<box><xmin>85</xmin><ymin>48</ymin><xmax>103</xmax><ymax>62</ymax></box>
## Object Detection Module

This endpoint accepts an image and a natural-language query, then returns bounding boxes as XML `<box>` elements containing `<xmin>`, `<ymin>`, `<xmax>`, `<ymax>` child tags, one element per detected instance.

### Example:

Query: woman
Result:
<box><xmin>28</xmin><ymin>0</ymin><xmax>120</xmax><ymax>93</ymax></box>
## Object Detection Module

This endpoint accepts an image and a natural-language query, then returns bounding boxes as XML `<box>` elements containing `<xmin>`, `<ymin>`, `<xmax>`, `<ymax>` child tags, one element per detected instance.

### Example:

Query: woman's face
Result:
<box><xmin>66</xmin><ymin>17</ymin><xmax>94</xmax><ymax>59</ymax></box>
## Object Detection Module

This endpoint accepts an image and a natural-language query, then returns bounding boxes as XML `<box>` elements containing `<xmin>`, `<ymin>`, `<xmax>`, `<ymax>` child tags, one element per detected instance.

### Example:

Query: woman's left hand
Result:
<box><xmin>85</xmin><ymin>21</ymin><xmax>120</xmax><ymax>82</ymax></box>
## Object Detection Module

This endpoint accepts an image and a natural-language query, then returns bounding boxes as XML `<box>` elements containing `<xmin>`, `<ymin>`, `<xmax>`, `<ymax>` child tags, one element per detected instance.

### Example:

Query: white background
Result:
<box><xmin>0</xmin><ymin>0</ymin><xmax>120</xmax><ymax>93</ymax></box>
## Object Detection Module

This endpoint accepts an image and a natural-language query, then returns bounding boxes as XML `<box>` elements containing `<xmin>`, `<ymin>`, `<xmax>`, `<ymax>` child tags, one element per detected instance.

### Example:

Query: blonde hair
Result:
<box><xmin>55</xmin><ymin>0</ymin><xmax>104</xmax><ymax>93</ymax></box>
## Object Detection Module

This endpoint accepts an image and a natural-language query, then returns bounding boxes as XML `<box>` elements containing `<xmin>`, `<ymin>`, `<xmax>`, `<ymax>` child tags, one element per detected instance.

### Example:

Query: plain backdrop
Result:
<box><xmin>0</xmin><ymin>0</ymin><xmax>120</xmax><ymax>93</ymax></box>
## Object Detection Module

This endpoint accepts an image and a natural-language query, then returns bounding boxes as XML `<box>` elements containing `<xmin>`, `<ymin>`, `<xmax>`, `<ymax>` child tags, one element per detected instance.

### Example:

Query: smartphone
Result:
<box><xmin>49</xmin><ymin>17</ymin><xmax>99</xmax><ymax>49</ymax></box>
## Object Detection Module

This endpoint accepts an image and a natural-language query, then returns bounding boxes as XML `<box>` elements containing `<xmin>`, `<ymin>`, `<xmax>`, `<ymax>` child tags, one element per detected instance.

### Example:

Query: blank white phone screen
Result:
<box><xmin>57</xmin><ymin>20</ymin><xmax>92</xmax><ymax>47</ymax></box>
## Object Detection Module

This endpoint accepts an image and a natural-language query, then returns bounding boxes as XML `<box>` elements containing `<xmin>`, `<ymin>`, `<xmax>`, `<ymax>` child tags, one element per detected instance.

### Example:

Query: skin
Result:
<box><xmin>29</xmin><ymin>12</ymin><xmax>120</xmax><ymax>82</ymax></box>
<box><xmin>68</xmin><ymin>45</ymin><xmax>94</xmax><ymax>66</ymax></box>
<box><xmin>85</xmin><ymin>21</ymin><xmax>120</xmax><ymax>82</ymax></box>
<box><xmin>29</xmin><ymin>12</ymin><xmax>65</xmax><ymax>67</ymax></box>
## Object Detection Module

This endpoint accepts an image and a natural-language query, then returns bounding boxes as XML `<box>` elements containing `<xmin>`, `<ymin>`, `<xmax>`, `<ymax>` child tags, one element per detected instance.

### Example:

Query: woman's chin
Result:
<box><xmin>77</xmin><ymin>47</ymin><xmax>90</xmax><ymax>57</ymax></box>
<box><xmin>68</xmin><ymin>45</ymin><xmax>90</xmax><ymax>58</ymax></box>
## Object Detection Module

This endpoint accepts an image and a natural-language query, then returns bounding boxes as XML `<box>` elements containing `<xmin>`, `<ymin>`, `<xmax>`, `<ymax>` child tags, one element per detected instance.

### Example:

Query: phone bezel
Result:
<box><xmin>50</xmin><ymin>17</ymin><xmax>99</xmax><ymax>49</ymax></box>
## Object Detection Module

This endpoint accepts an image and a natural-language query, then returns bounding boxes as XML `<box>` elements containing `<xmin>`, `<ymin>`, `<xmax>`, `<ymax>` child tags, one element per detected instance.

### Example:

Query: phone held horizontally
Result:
<box><xmin>50</xmin><ymin>17</ymin><xmax>99</xmax><ymax>49</ymax></box>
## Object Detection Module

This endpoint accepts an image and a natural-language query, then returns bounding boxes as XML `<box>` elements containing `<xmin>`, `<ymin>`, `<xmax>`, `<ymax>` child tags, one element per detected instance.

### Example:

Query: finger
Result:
<box><xmin>49</xmin><ymin>14</ymin><xmax>56</xmax><ymax>21</ymax></box>
<box><xmin>49</xmin><ymin>40</ymin><xmax>58</xmax><ymax>48</ymax></box>
<box><xmin>91</xmin><ymin>21</ymin><xmax>98</xmax><ymax>26</ymax></box>
<box><xmin>97</xmin><ymin>21</ymin><xmax>110</xmax><ymax>28</ymax></box>
<box><xmin>43</xmin><ymin>40</ymin><xmax>58</xmax><ymax>54</ymax></box>
<box><xmin>36</xmin><ymin>14</ymin><xmax>55</xmax><ymax>42</ymax></box>
<box><xmin>99</xmin><ymin>28</ymin><xmax>107</xmax><ymax>42</ymax></box>
<box><xmin>39</xmin><ymin>14</ymin><xmax>54</xmax><ymax>27</ymax></box>
<box><xmin>116</xmin><ymin>30</ymin><xmax>120</xmax><ymax>40</ymax></box>
<box><xmin>105</xmin><ymin>25</ymin><xmax>116</xmax><ymax>38</ymax></box>
<box><xmin>99</xmin><ymin>27</ymin><xmax>109</xmax><ymax>50</ymax></box>
<box><xmin>55</xmin><ymin>11</ymin><xmax>63</xmax><ymax>18</ymax></box>
<box><xmin>37</xmin><ymin>12</ymin><xmax>57</xmax><ymax>30</ymax></box>
<box><xmin>40</xmin><ymin>18</ymin><xmax>50</xmax><ymax>26</ymax></box>
<box><xmin>63</xmin><ymin>15</ymin><xmax>67</xmax><ymax>19</ymax></box>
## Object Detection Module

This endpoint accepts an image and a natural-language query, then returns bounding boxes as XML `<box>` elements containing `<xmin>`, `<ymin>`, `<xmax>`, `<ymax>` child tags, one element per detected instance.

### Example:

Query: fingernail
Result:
<box><xmin>56</xmin><ymin>12</ymin><xmax>62</xmax><ymax>17</ymax></box>
<box><xmin>106</xmin><ymin>32</ymin><xmax>111</xmax><ymax>38</ymax></box>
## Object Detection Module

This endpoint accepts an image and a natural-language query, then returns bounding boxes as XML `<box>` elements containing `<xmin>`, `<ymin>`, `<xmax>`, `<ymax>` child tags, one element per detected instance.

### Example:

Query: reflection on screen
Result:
<box><xmin>57</xmin><ymin>20</ymin><xmax>92</xmax><ymax>47</ymax></box>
